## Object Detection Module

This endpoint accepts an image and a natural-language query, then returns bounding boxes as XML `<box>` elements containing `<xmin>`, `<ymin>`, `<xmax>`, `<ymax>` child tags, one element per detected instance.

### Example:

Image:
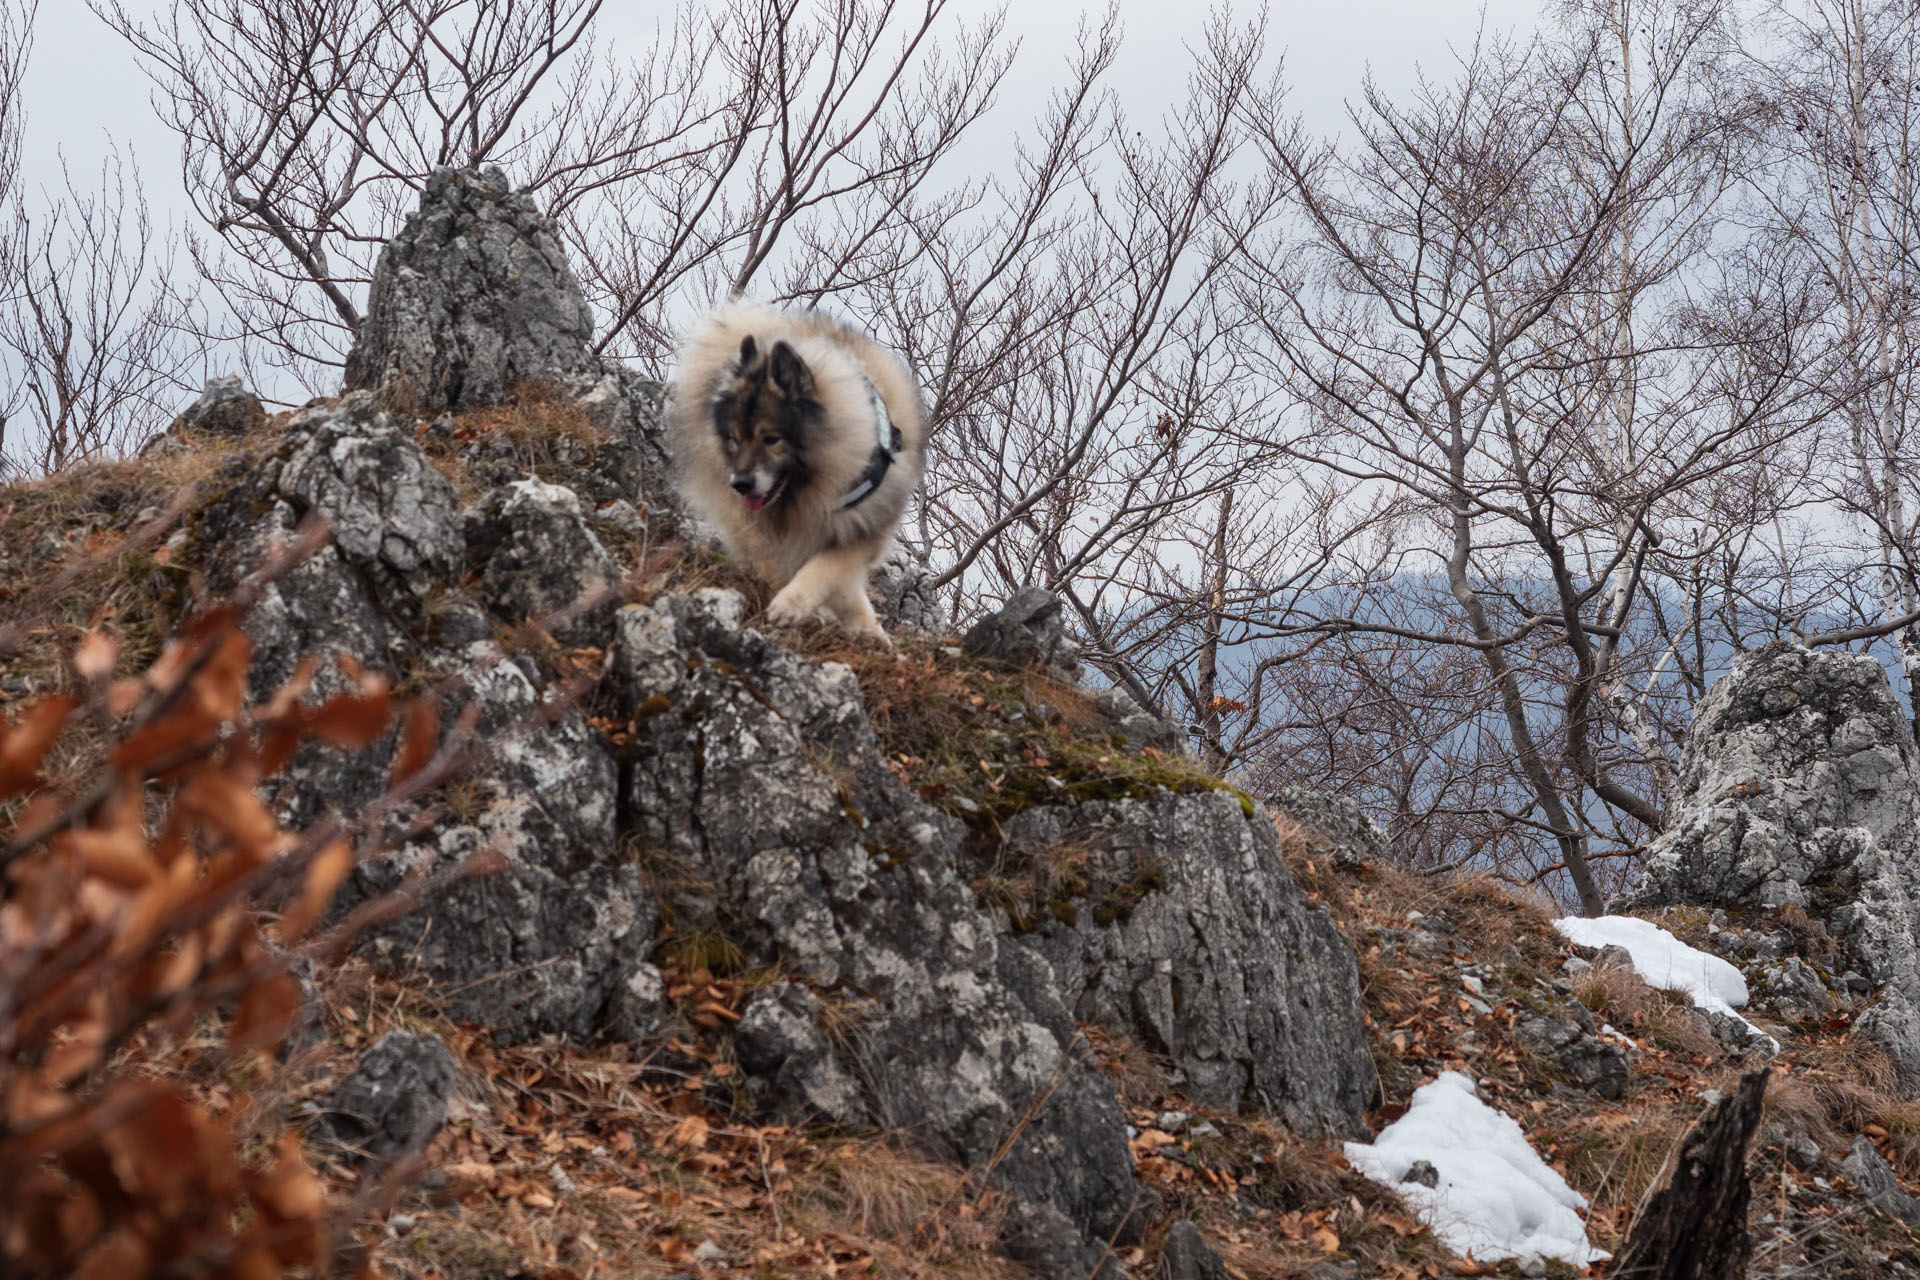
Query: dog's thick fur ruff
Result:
<box><xmin>667</xmin><ymin>299</ymin><xmax>926</xmax><ymax>643</ymax></box>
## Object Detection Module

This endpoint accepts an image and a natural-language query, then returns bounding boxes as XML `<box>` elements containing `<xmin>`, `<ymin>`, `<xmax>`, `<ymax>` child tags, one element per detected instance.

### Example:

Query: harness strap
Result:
<box><xmin>838</xmin><ymin>373</ymin><xmax>905</xmax><ymax>510</ymax></box>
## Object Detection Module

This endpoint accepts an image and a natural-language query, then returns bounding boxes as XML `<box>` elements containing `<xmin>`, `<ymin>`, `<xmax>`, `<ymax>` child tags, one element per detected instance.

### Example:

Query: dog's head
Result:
<box><xmin>709</xmin><ymin>335</ymin><xmax>818</xmax><ymax>512</ymax></box>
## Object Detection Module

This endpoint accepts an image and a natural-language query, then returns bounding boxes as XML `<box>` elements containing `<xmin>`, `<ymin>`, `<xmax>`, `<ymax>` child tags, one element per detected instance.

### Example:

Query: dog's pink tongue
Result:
<box><xmin>743</xmin><ymin>494</ymin><xmax>765</xmax><ymax>512</ymax></box>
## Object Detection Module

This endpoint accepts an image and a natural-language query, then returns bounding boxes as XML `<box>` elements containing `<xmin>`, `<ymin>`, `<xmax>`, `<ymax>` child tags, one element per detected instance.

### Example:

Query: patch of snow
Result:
<box><xmin>1596</xmin><ymin>1023</ymin><xmax>1638</xmax><ymax>1050</ymax></box>
<box><xmin>1553</xmin><ymin>914</ymin><xmax>1777</xmax><ymax>1050</ymax></box>
<box><xmin>1345</xmin><ymin>1072</ymin><xmax>1609</xmax><ymax>1268</ymax></box>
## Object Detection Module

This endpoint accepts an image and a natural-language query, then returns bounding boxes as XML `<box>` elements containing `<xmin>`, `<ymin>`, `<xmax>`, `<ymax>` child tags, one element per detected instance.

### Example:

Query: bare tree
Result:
<box><xmin>1743</xmin><ymin>0</ymin><xmax>1920</xmax><ymax>727</ymax></box>
<box><xmin>1220</xmin><ymin>1</ymin><xmax>1831</xmax><ymax>911</ymax></box>
<box><xmin>878</xmin><ymin>15</ymin><xmax>1292</xmax><ymax>693</ymax></box>
<box><xmin>0</xmin><ymin>3</ymin><xmax>207</xmax><ymax>477</ymax></box>
<box><xmin>95</xmin><ymin>0</ymin><xmax>1016</xmax><ymax>390</ymax></box>
<box><xmin>0</xmin><ymin>0</ymin><xmax>31</xmax><ymax>471</ymax></box>
<box><xmin>0</xmin><ymin>152</ymin><xmax>205</xmax><ymax>473</ymax></box>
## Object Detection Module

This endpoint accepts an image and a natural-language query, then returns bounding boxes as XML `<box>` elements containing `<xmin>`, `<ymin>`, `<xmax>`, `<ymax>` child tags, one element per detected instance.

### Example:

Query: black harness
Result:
<box><xmin>838</xmin><ymin>374</ymin><xmax>904</xmax><ymax>510</ymax></box>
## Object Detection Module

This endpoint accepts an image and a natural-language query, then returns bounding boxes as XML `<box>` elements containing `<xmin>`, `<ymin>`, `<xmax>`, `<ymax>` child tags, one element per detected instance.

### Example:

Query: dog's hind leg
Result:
<box><xmin>767</xmin><ymin>544</ymin><xmax>890</xmax><ymax>646</ymax></box>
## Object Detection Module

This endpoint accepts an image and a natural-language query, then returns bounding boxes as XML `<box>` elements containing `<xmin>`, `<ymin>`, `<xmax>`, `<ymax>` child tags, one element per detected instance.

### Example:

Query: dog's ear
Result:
<box><xmin>739</xmin><ymin>335</ymin><xmax>758</xmax><ymax>366</ymax></box>
<box><xmin>768</xmin><ymin>340</ymin><xmax>814</xmax><ymax>400</ymax></box>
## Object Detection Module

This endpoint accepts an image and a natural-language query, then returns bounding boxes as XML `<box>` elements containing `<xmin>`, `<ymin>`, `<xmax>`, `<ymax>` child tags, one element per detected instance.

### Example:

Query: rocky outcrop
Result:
<box><xmin>1512</xmin><ymin>1010</ymin><xmax>1629</xmax><ymax>1100</ymax></box>
<box><xmin>1270</xmin><ymin>786</ymin><xmax>1393</xmax><ymax>868</ymax></box>
<box><xmin>615</xmin><ymin>589</ymin><xmax>1148</xmax><ymax>1262</ymax></box>
<box><xmin>170</xmin><ymin>170</ymin><xmax>1389</xmax><ymax>1268</ymax></box>
<box><xmin>349</xmin><ymin>642</ymin><xmax>648</xmax><ymax>1042</ymax></box>
<box><xmin>1844</xmin><ymin>1136</ymin><xmax>1920</xmax><ymax>1229</ymax></box>
<box><xmin>1158</xmin><ymin>1220</ymin><xmax>1229</xmax><ymax>1280</ymax></box>
<box><xmin>345</xmin><ymin>167</ymin><xmax>599</xmax><ymax>412</ymax></box>
<box><xmin>172</xmin><ymin>375</ymin><xmax>267</xmax><ymax>440</ymax></box>
<box><xmin>870</xmin><ymin>545</ymin><xmax>947</xmax><ymax>635</ymax></box>
<box><xmin>1617</xmin><ymin>642</ymin><xmax>1920</xmax><ymax>1087</ymax></box>
<box><xmin>194</xmin><ymin>392</ymin><xmax>655</xmax><ymax>1042</ymax></box>
<box><xmin>343</xmin><ymin>166</ymin><xmax>674</xmax><ymax>514</ymax></box>
<box><xmin>196</xmin><ymin>393</ymin><xmax>465</xmax><ymax>825</ymax></box>
<box><xmin>1003</xmin><ymin>792</ymin><xmax>1377</xmax><ymax>1136</ymax></box>
<box><xmin>964</xmin><ymin>585</ymin><xmax>1083</xmax><ymax>678</ymax></box>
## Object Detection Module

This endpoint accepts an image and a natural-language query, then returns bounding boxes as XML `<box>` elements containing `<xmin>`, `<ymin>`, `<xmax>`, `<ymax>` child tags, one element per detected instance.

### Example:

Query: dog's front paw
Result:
<box><xmin>766</xmin><ymin>588</ymin><xmax>830</xmax><ymax>630</ymax></box>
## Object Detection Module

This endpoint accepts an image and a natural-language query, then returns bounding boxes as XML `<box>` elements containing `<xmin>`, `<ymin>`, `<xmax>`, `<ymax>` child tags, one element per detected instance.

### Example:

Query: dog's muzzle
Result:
<box><xmin>733</xmin><ymin>469</ymin><xmax>787</xmax><ymax>512</ymax></box>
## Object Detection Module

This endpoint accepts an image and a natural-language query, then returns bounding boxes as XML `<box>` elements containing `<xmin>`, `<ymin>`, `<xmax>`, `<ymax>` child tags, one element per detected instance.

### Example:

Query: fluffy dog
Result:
<box><xmin>666</xmin><ymin>299</ymin><xmax>925</xmax><ymax>644</ymax></box>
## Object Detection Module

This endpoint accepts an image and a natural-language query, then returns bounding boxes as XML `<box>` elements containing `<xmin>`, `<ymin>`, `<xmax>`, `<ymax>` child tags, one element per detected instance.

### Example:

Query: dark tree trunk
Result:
<box><xmin>1611</xmin><ymin>1069</ymin><xmax>1767</xmax><ymax>1280</ymax></box>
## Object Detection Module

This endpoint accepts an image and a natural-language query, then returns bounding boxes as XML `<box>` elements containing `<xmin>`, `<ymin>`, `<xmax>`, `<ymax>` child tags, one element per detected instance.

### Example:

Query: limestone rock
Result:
<box><xmin>1756</xmin><ymin>957</ymin><xmax>1833</xmax><ymax>1024</ymax></box>
<box><xmin>613</xmin><ymin>588</ymin><xmax>1148</xmax><ymax>1254</ymax></box>
<box><xmin>1616</xmin><ymin>642</ymin><xmax>1920</xmax><ymax>1086</ymax></box>
<box><xmin>169</xmin><ymin>375</ymin><xmax>266</xmax><ymax>440</ymax></box>
<box><xmin>1095</xmin><ymin>687</ymin><xmax>1186</xmax><ymax>754</ymax></box>
<box><xmin>1512</xmin><ymin>1012</ymin><xmax>1629</xmax><ymax>1100</ymax></box>
<box><xmin>464</xmin><ymin>477</ymin><xmax>619</xmax><ymax>647</ymax></box>
<box><xmin>197</xmin><ymin>394</ymin><xmax>463</xmax><ymax>826</ymax></box>
<box><xmin>275</xmin><ymin>393</ymin><xmax>465</xmax><ymax>601</ymax></box>
<box><xmin>1002</xmin><ymin>792</ymin><xmax>1377</xmax><ymax>1137</ymax></box>
<box><xmin>870</xmin><ymin>545</ymin><xmax>948</xmax><ymax>635</ymax></box>
<box><xmin>735</xmin><ymin>983</ymin><xmax>864</xmax><ymax>1125</ymax></box>
<box><xmin>1844</xmin><ymin>1136</ymin><xmax>1920</xmax><ymax>1229</ymax></box>
<box><xmin>573</xmin><ymin>365</ymin><xmax>675</xmax><ymax>512</ymax></box>
<box><xmin>1269</xmin><ymin>787</ymin><xmax>1392</xmax><ymax>868</ymax></box>
<box><xmin>312</xmin><ymin>1031</ymin><xmax>459</xmax><ymax>1168</ymax></box>
<box><xmin>1003</xmin><ymin>1199</ymin><xmax>1128</xmax><ymax>1279</ymax></box>
<box><xmin>349</xmin><ymin>643</ymin><xmax>647</xmax><ymax>1043</ymax></box>
<box><xmin>963</xmin><ymin>586</ymin><xmax>1082</xmax><ymax>678</ymax></box>
<box><xmin>345</xmin><ymin>167</ymin><xmax>598</xmax><ymax>412</ymax></box>
<box><xmin>1158</xmin><ymin>1220</ymin><xmax>1228</xmax><ymax>1280</ymax></box>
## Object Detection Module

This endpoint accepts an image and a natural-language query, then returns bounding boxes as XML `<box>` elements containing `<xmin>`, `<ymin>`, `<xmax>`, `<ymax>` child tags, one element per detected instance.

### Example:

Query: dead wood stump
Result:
<box><xmin>1611</xmin><ymin>1068</ymin><xmax>1768</xmax><ymax>1280</ymax></box>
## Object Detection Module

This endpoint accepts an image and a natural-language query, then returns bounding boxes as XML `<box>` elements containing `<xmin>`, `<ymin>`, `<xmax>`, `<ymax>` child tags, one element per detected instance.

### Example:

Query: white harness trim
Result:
<box><xmin>838</xmin><ymin>373</ymin><xmax>904</xmax><ymax>511</ymax></box>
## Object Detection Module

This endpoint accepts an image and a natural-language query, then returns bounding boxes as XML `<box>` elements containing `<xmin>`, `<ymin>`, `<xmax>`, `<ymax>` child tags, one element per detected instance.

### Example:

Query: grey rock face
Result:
<box><xmin>609</xmin><ymin>962</ymin><xmax>667</xmax><ymax>1043</ymax></box>
<box><xmin>1158</xmin><ymin>1220</ymin><xmax>1228</xmax><ymax>1280</ymax></box>
<box><xmin>345</xmin><ymin>168</ymin><xmax>673</xmax><ymax>512</ymax></box>
<box><xmin>170</xmin><ymin>375</ymin><xmax>266</xmax><ymax>440</ymax></box>
<box><xmin>312</xmin><ymin>1031</ymin><xmax>459</xmax><ymax>1168</ymax></box>
<box><xmin>1844</xmin><ymin>1135</ymin><xmax>1920</xmax><ymax>1229</ymax></box>
<box><xmin>735</xmin><ymin>983</ymin><xmax>864</xmax><ymax>1125</ymax></box>
<box><xmin>1003</xmin><ymin>1199</ymin><xmax>1128</xmax><ymax>1279</ymax></box>
<box><xmin>1617</xmin><ymin>642</ymin><xmax>1920</xmax><ymax>1086</ymax></box>
<box><xmin>963</xmin><ymin>586</ymin><xmax>1082</xmax><ymax>678</ymax></box>
<box><xmin>1268</xmin><ymin>787</ymin><xmax>1392</xmax><ymax>868</ymax></box>
<box><xmin>275</xmin><ymin>393</ymin><xmax>466</xmax><ymax>602</ymax></box>
<box><xmin>614</xmin><ymin>588</ymin><xmax>1147</xmax><ymax>1251</ymax></box>
<box><xmin>464</xmin><ymin>477</ymin><xmax>619</xmax><ymax>646</ymax></box>
<box><xmin>573</xmin><ymin>366</ymin><xmax>675</xmax><ymax>513</ymax></box>
<box><xmin>345</xmin><ymin>167</ymin><xmax>598</xmax><ymax>413</ymax></box>
<box><xmin>1003</xmin><ymin>792</ymin><xmax>1377</xmax><ymax>1137</ymax></box>
<box><xmin>1095</xmin><ymin>687</ymin><xmax>1186</xmax><ymax>754</ymax></box>
<box><xmin>199</xmin><ymin>395</ymin><xmax>464</xmax><ymax>825</ymax></box>
<box><xmin>870</xmin><ymin>545</ymin><xmax>948</xmax><ymax>635</ymax></box>
<box><xmin>201</xmin><ymin>393</ymin><xmax>463</xmax><ymax>617</ymax></box>
<box><xmin>1512</xmin><ymin>1012</ymin><xmax>1629</xmax><ymax>1100</ymax></box>
<box><xmin>351</xmin><ymin>643</ymin><xmax>648</xmax><ymax>1043</ymax></box>
<box><xmin>1756</xmin><ymin>957</ymin><xmax>1833</xmax><ymax>1024</ymax></box>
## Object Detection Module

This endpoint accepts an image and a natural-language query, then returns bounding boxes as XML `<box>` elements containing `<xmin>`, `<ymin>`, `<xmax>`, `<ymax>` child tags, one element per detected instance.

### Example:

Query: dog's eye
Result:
<box><xmin>761</xmin><ymin>435</ymin><xmax>781</xmax><ymax>447</ymax></box>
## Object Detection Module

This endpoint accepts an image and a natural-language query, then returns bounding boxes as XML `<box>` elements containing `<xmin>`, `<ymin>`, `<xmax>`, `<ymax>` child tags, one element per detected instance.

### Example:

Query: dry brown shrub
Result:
<box><xmin>0</xmin><ymin>576</ymin><xmax>475</xmax><ymax>1277</ymax></box>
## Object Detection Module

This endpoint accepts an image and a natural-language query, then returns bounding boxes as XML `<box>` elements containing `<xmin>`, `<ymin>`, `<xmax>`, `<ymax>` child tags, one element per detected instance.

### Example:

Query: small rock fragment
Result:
<box><xmin>1159</xmin><ymin>1219</ymin><xmax>1229</xmax><ymax>1280</ymax></box>
<box><xmin>1402</xmin><ymin>1159</ymin><xmax>1440</xmax><ymax>1188</ymax></box>
<box><xmin>312</xmin><ymin>1031</ymin><xmax>460</xmax><ymax>1168</ymax></box>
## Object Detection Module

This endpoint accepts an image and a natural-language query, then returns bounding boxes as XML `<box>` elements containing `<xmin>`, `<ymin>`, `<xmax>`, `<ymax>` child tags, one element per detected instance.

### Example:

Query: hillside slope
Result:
<box><xmin>7</xmin><ymin>166</ymin><xmax>1920</xmax><ymax>1280</ymax></box>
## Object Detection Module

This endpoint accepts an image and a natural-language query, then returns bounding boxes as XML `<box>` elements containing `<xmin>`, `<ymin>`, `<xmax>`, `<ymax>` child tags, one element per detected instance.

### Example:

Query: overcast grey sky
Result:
<box><xmin>17</xmin><ymin>1</ymin><xmax>1544</xmax><ymax>211</ymax></box>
